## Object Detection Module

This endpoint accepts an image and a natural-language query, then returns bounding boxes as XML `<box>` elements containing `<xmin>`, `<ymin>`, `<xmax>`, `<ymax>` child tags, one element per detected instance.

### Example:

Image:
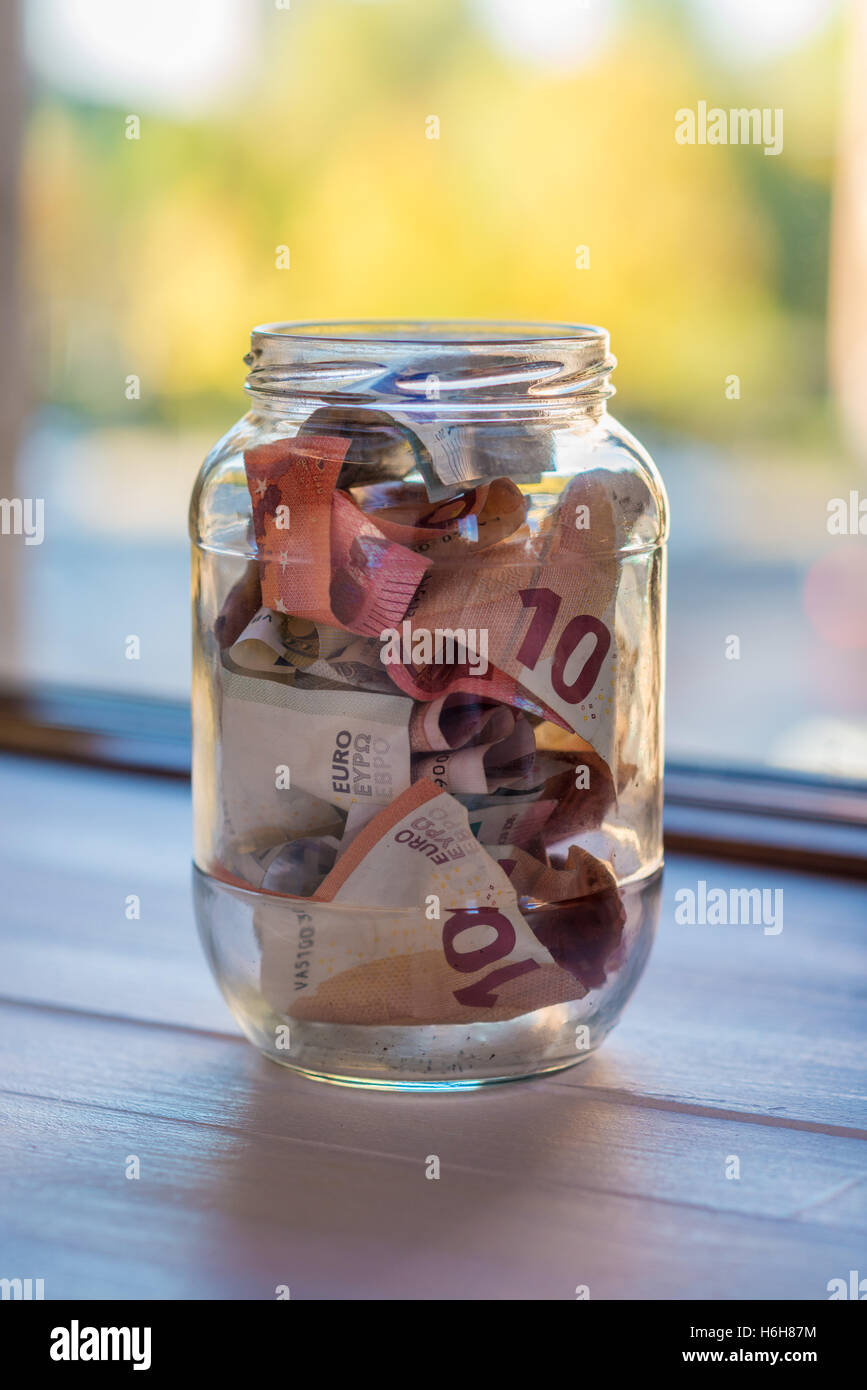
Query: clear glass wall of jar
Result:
<box><xmin>189</xmin><ymin>322</ymin><xmax>668</xmax><ymax>1088</ymax></box>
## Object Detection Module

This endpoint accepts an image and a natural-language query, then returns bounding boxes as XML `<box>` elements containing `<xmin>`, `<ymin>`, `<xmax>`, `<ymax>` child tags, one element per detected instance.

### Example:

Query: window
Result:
<box><xmin>4</xmin><ymin>0</ymin><xmax>865</xmax><ymax>790</ymax></box>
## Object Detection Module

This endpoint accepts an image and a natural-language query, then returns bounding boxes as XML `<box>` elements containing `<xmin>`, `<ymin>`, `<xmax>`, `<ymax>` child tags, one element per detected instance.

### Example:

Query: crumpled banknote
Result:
<box><xmin>205</xmin><ymin>412</ymin><xmax>632</xmax><ymax>1025</ymax></box>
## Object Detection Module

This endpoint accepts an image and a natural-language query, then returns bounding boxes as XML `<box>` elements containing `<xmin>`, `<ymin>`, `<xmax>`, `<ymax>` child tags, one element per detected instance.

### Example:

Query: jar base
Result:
<box><xmin>193</xmin><ymin>862</ymin><xmax>662</xmax><ymax>1088</ymax></box>
<box><xmin>260</xmin><ymin>1050</ymin><xmax>592</xmax><ymax>1091</ymax></box>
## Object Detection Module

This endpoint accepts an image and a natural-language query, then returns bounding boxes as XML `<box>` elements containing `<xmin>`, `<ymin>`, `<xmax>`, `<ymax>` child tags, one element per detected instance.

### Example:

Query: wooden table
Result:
<box><xmin>1</xmin><ymin>754</ymin><xmax>864</xmax><ymax>1300</ymax></box>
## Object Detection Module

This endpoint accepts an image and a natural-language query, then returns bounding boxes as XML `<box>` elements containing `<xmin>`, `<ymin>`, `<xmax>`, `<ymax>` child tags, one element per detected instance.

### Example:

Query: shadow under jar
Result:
<box><xmin>189</xmin><ymin>321</ymin><xmax>668</xmax><ymax>1089</ymax></box>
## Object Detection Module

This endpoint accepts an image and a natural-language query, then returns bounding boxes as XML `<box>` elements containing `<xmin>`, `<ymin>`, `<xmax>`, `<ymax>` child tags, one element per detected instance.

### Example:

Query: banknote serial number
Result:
<box><xmin>293</xmin><ymin>915</ymin><xmax>315</xmax><ymax>992</ymax></box>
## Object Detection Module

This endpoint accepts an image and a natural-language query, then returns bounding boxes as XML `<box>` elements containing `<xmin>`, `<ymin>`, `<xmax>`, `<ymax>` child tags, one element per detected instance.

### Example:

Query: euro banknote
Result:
<box><xmin>355</xmin><ymin>475</ymin><xmax>526</xmax><ymax>556</ymax></box>
<box><xmin>218</xmin><ymin>664</ymin><xmax>413</xmax><ymax>845</ymax></box>
<box><xmin>244</xmin><ymin>433</ymin><xmax>431</xmax><ymax>637</ymax></box>
<box><xmin>381</xmin><ymin>469</ymin><xmax>622</xmax><ymax>774</ymax></box>
<box><xmin>256</xmin><ymin>780</ymin><xmax>623</xmax><ymax>1026</ymax></box>
<box><xmin>242</xmin><ymin>432</ymin><xmax>625</xmax><ymax>777</ymax></box>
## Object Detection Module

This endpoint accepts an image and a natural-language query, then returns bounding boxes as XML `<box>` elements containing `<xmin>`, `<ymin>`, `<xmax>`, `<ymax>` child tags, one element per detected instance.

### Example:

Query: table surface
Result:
<box><xmin>1</xmin><ymin>753</ymin><xmax>864</xmax><ymax>1300</ymax></box>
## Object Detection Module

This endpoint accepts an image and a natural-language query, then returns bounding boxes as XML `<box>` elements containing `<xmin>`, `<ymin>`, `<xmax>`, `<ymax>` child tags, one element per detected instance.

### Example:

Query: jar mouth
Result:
<box><xmin>251</xmin><ymin>318</ymin><xmax>607</xmax><ymax>346</ymax></box>
<box><xmin>244</xmin><ymin>319</ymin><xmax>616</xmax><ymax>413</ymax></box>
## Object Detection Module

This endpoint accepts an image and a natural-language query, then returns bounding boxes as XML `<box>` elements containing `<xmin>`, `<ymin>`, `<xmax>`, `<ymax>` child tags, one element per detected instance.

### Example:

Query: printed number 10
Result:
<box><xmin>443</xmin><ymin>906</ymin><xmax>539</xmax><ymax>1008</ymax></box>
<box><xmin>516</xmin><ymin>587</ymin><xmax>610</xmax><ymax>704</ymax></box>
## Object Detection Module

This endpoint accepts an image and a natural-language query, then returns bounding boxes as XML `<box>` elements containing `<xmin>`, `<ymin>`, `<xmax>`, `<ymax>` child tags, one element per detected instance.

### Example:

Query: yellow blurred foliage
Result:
<box><xmin>22</xmin><ymin>0</ymin><xmax>838</xmax><ymax>436</ymax></box>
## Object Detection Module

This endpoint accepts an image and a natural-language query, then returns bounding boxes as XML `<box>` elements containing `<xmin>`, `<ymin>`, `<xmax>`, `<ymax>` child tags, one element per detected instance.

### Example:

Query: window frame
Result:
<box><xmin>1</xmin><ymin>684</ymin><xmax>864</xmax><ymax>874</ymax></box>
<box><xmin>0</xmin><ymin>0</ymin><xmax>23</xmax><ymax>684</ymax></box>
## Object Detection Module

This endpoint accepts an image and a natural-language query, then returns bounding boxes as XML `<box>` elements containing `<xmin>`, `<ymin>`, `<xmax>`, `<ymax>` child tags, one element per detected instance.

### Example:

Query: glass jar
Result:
<box><xmin>189</xmin><ymin>321</ymin><xmax>668</xmax><ymax>1089</ymax></box>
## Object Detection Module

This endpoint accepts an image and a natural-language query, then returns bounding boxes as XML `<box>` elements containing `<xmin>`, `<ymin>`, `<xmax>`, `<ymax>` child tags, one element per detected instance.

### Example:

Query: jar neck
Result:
<box><xmin>242</xmin><ymin>320</ymin><xmax>616</xmax><ymax>421</ymax></box>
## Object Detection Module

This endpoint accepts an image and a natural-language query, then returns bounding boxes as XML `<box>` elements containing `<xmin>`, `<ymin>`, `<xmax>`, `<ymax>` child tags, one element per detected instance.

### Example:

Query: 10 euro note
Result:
<box><xmin>217</xmin><ymin>663</ymin><xmax>413</xmax><ymax>853</ymax></box>
<box><xmin>383</xmin><ymin>469</ymin><xmax>623</xmax><ymax>777</ymax></box>
<box><xmin>257</xmin><ymin>779</ymin><xmax>603</xmax><ymax>1027</ymax></box>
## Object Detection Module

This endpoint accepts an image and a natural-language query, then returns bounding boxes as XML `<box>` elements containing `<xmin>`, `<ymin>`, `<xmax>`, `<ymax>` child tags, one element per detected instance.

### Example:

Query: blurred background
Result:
<box><xmin>3</xmin><ymin>0</ymin><xmax>866</xmax><ymax>778</ymax></box>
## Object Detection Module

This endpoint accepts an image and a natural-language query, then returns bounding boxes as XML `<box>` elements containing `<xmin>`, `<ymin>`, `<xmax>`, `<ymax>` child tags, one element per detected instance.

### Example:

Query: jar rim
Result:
<box><xmin>250</xmin><ymin>318</ymin><xmax>608</xmax><ymax>346</ymax></box>
<box><xmin>244</xmin><ymin>319</ymin><xmax>616</xmax><ymax>412</ymax></box>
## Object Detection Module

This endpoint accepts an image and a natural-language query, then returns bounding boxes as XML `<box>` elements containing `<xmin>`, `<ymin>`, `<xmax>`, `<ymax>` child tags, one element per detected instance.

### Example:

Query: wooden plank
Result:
<box><xmin>1</xmin><ymin>756</ymin><xmax>865</xmax><ymax>1130</ymax></box>
<box><xmin>4</xmin><ymin>1000</ymin><xmax>866</xmax><ymax>1228</ymax></box>
<box><xmin>0</xmin><ymin>755</ymin><xmax>232</xmax><ymax>1033</ymax></box>
<box><xmin>1</xmin><ymin>1084</ymin><xmax>862</xmax><ymax>1300</ymax></box>
<box><xmin>1</xmin><ymin>1000</ymin><xmax>865</xmax><ymax>1302</ymax></box>
<box><xmin>2</xmin><ymin>751</ymin><xmax>865</xmax><ymax>1300</ymax></box>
